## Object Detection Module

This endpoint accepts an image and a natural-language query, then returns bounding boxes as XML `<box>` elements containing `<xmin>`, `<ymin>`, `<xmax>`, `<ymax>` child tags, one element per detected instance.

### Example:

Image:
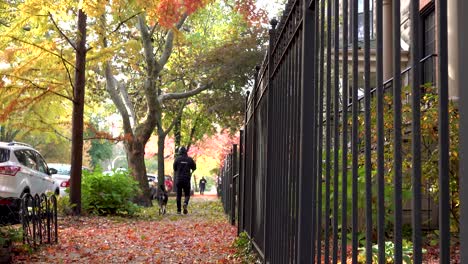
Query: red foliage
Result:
<box><xmin>156</xmin><ymin>0</ymin><xmax>209</xmax><ymax>28</ymax></box>
<box><xmin>189</xmin><ymin>130</ymin><xmax>239</xmax><ymax>166</ymax></box>
<box><xmin>234</xmin><ymin>0</ymin><xmax>268</xmax><ymax>26</ymax></box>
<box><xmin>144</xmin><ymin>136</ymin><xmax>175</xmax><ymax>159</ymax></box>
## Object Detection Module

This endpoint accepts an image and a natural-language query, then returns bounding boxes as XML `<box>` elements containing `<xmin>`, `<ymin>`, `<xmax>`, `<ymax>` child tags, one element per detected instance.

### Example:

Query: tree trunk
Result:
<box><xmin>174</xmin><ymin>116</ymin><xmax>181</xmax><ymax>154</ymax></box>
<box><xmin>125</xmin><ymin>138</ymin><xmax>152</xmax><ymax>206</ymax></box>
<box><xmin>69</xmin><ymin>9</ymin><xmax>87</xmax><ymax>215</ymax></box>
<box><xmin>157</xmin><ymin>132</ymin><xmax>166</xmax><ymax>190</ymax></box>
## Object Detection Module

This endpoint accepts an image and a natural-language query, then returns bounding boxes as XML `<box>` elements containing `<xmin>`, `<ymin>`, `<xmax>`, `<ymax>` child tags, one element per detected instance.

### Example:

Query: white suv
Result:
<box><xmin>0</xmin><ymin>141</ymin><xmax>59</xmax><ymax>203</ymax></box>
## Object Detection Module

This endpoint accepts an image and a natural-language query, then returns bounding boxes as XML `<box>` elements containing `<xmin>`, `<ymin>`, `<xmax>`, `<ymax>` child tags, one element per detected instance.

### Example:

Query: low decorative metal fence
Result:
<box><xmin>0</xmin><ymin>193</ymin><xmax>58</xmax><ymax>248</ymax></box>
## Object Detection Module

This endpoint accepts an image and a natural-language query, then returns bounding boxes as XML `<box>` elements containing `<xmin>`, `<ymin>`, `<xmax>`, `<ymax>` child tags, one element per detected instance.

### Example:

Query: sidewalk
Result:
<box><xmin>12</xmin><ymin>196</ymin><xmax>240</xmax><ymax>263</ymax></box>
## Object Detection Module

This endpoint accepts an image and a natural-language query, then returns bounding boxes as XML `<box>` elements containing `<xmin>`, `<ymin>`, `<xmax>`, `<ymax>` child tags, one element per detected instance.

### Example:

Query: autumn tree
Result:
<box><xmin>1</xmin><ymin>0</ymin><xmax>267</xmax><ymax>209</ymax></box>
<box><xmin>0</xmin><ymin>0</ymin><xmax>108</xmax><ymax>214</ymax></box>
<box><xmin>91</xmin><ymin>0</ymin><xmax>266</xmax><ymax>206</ymax></box>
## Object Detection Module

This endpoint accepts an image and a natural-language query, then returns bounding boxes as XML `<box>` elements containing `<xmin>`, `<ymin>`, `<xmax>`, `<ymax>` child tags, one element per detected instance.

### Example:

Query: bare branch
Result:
<box><xmin>60</xmin><ymin>49</ymin><xmax>75</xmax><ymax>93</ymax></box>
<box><xmin>138</xmin><ymin>14</ymin><xmax>157</xmax><ymax>74</ymax></box>
<box><xmin>158</xmin><ymin>83</ymin><xmax>212</xmax><ymax>103</ymax></box>
<box><xmin>149</xmin><ymin>23</ymin><xmax>158</xmax><ymax>37</ymax></box>
<box><xmin>163</xmin><ymin>97</ymin><xmax>188</xmax><ymax>136</ymax></box>
<box><xmin>104</xmin><ymin>62</ymin><xmax>134</xmax><ymax>135</ymax></box>
<box><xmin>158</xmin><ymin>14</ymin><xmax>188</xmax><ymax>69</ymax></box>
<box><xmin>111</xmin><ymin>12</ymin><xmax>142</xmax><ymax>34</ymax></box>
<box><xmin>48</xmin><ymin>12</ymin><xmax>77</xmax><ymax>50</ymax></box>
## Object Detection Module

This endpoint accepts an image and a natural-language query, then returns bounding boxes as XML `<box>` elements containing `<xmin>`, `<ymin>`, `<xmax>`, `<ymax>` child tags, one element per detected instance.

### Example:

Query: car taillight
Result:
<box><xmin>0</xmin><ymin>165</ymin><xmax>21</xmax><ymax>176</ymax></box>
<box><xmin>60</xmin><ymin>180</ymin><xmax>70</xmax><ymax>188</ymax></box>
<box><xmin>0</xmin><ymin>199</ymin><xmax>12</xmax><ymax>205</ymax></box>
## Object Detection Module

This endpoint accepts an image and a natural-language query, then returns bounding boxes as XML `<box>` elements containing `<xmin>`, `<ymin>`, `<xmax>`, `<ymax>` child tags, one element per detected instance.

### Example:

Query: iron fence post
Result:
<box><xmin>239</xmin><ymin>130</ymin><xmax>244</xmax><ymax>234</ymax></box>
<box><xmin>231</xmin><ymin>144</ymin><xmax>238</xmax><ymax>226</ymax></box>
<box><xmin>264</xmin><ymin>18</ymin><xmax>277</xmax><ymax>263</ymax></box>
<box><xmin>297</xmin><ymin>0</ymin><xmax>315</xmax><ymax>262</ymax></box>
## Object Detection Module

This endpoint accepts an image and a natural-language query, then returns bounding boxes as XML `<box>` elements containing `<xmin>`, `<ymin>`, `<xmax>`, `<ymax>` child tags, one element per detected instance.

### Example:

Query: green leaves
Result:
<box><xmin>81</xmin><ymin>168</ymin><xmax>141</xmax><ymax>215</ymax></box>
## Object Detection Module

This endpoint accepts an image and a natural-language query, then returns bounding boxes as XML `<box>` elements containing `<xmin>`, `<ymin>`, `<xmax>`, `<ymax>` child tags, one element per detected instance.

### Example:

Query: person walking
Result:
<box><xmin>173</xmin><ymin>146</ymin><xmax>196</xmax><ymax>214</ymax></box>
<box><xmin>199</xmin><ymin>177</ymin><xmax>207</xmax><ymax>195</ymax></box>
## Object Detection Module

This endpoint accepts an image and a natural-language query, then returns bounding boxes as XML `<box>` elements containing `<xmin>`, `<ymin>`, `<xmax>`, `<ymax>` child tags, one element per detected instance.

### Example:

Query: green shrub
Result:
<box><xmin>358</xmin><ymin>239</ymin><xmax>426</xmax><ymax>263</ymax></box>
<box><xmin>81</xmin><ymin>168</ymin><xmax>141</xmax><ymax>215</ymax></box>
<box><xmin>0</xmin><ymin>226</ymin><xmax>22</xmax><ymax>247</ymax></box>
<box><xmin>232</xmin><ymin>232</ymin><xmax>261</xmax><ymax>263</ymax></box>
<box><xmin>56</xmin><ymin>195</ymin><xmax>74</xmax><ymax>215</ymax></box>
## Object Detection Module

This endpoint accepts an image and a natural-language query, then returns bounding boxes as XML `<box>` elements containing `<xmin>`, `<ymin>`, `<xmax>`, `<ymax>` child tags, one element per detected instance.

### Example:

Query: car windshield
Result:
<box><xmin>0</xmin><ymin>148</ymin><xmax>9</xmax><ymax>162</ymax></box>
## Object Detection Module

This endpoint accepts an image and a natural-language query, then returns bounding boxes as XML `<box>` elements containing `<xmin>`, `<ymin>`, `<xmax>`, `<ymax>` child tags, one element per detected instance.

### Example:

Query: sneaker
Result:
<box><xmin>177</xmin><ymin>211</ymin><xmax>181</xmax><ymax>215</ymax></box>
<box><xmin>183</xmin><ymin>204</ymin><xmax>188</xmax><ymax>215</ymax></box>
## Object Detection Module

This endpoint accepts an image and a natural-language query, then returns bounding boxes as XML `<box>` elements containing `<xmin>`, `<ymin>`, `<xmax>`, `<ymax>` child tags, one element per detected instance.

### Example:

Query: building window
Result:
<box><xmin>422</xmin><ymin>6</ymin><xmax>435</xmax><ymax>85</ymax></box>
<box><xmin>357</xmin><ymin>0</ymin><xmax>374</xmax><ymax>41</ymax></box>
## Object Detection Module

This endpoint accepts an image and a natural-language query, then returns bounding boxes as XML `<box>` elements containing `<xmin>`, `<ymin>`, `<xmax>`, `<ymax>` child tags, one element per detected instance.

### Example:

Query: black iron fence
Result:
<box><xmin>220</xmin><ymin>0</ymin><xmax>468</xmax><ymax>263</ymax></box>
<box><xmin>0</xmin><ymin>194</ymin><xmax>58</xmax><ymax>247</ymax></box>
<box><xmin>219</xmin><ymin>144</ymin><xmax>239</xmax><ymax>226</ymax></box>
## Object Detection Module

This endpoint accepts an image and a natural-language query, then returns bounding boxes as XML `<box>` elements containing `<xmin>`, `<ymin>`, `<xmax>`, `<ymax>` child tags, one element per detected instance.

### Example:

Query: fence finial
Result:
<box><xmin>270</xmin><ymin>18</ymin><xmax>278</xmax><ymax>30</ymax></box>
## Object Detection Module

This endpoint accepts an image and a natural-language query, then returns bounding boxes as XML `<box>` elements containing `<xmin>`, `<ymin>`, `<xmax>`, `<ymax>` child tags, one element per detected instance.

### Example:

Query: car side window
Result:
<box><xmin>23</xmin><ymin>150</ymin><xmax>39</xmax><ymax>171</ymax></box>
<box><xmin>34</xmin><ymin>152</ymin><xmax>48</xmax><ymax>174</ymax></box>
<box><xmin>0</xmin><ymin>148</ymin><xmax>9</xmax><ymax>162</ymax></box>
<box><xmin>14</xmin><ymin>150</ymin><xmax>28</xmax><ymax>166</ymax></box>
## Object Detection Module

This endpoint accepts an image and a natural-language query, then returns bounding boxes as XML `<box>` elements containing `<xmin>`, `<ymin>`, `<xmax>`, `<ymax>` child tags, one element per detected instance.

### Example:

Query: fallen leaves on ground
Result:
<box><xmin>12</xmin><ymin>195</ymin><xmax>242</xmax><ymax>263</ymax></box>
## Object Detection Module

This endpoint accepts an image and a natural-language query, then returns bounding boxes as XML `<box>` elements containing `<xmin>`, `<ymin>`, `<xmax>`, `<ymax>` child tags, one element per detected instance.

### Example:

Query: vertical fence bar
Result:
<box><xmin>340</xmin><ymin>0</ymin><xmax>349</xmax><ymax>262</ymax></box>
<box><xmin>239</xmin><ymin>130</ymin><xmax>244</xmax><ymax>234</ymax></box>
<box><xmin>437</xmin><ymin>0</ymin><xmax>450</xmax><ymax>263</ymax></box>
<box><xmin>351</xmin><ymin>0</ymin><xmax>359</xmax><ymax>262</ymax></box>
<box><xmin>295</xmin><ymin>16</ymin><xmax>302</xmax><ymax>261</ymax></box>
<box><xmin>393</xmin><ymin>0</ymin><xmax>403</xmax><ymax>262</ymax></box>
<box><xmin>460</xmin><ymin>1</ymin><xmax>468</xmax><ymax>262</ymax></box>
<box><xmin>250</xmin><ymin>71</ymin><xmax>257</xmax><ymax>243</ymax></box>
<box><xmin>290</xmin><ymin>10</ymin><xmax>298</xmax><ymax>261</ymax></box>
<box><xmin>325</xmin><ymin>0</ymin><xmax>332</xmax><ymax>262</ymax></box>
<box><xmin>410</xmin><ymin>0</ymin><xmax>422</xmax><ymax>262</ymax></box>
<box><xmin>332</xmin><ymin>0</ymin><xmax>340</xmax><ymax>260</ymax></box>
<box><xmin>317</xmin><ymin>0</ymin><xmax>326</xmax><ymax>261</ymax></box>
<box><xmin>312</xmin><ymin>0</ymin><xmax>320</xmax><ymax>262</ymax></box>
<box><xmin>280</xmin><ymin>37</ymin><xmax>285</xmax><ymax>262</ymax></box>
<box><xmin>231</xmin><ymin>144</ymin><xmax>238</xmax><ymax>226</ymax></box>
<box><xmin>375</xmin><ymin>0</ymin><xmax>385</xmax><ymax>263</ymax></box>
<box><xmin>298</xmin><ymin>0</ymin><xmax>315</xmax><ymax>262</ymax></box>
<box><xmin>364</xmin><ymin>0</ymin><xmax>372</xmax><ymax>263</ymax></box>
<box><xmin>265</xmin><ymin>19</ymin><xmax>277</xmax><ymax>263</ymax></box>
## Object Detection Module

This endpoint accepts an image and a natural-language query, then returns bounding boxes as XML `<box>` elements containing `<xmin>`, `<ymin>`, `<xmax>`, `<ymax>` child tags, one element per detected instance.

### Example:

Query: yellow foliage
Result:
<box><xmin>81</xmin><ymin>0</ymin><xmax>107</xmax><ymax>17</ymax></box>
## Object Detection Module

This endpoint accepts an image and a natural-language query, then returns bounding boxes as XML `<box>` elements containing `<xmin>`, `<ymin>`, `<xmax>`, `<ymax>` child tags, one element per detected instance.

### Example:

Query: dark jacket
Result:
<box><xmin>173</xmin><ymin>154</ymin><xmax>196</xmax><ymax>183</ymax></box>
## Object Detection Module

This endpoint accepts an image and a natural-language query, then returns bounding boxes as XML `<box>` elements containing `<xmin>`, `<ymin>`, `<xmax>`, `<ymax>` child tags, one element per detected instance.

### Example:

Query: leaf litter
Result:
<box><xmin>12</xmin><ymin>195</ymin><xmax>243</xmax><ymax>263</ymax></box>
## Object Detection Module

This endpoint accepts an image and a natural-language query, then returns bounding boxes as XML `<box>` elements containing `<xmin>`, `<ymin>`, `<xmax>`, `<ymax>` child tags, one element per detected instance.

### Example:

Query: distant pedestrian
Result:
<box><xmin>199</xmin><ymin>177</ymin><xmax>207</xmax><ymax>195</ymax></box>
<box><xmin>173</xmin><ymin>146</ymin><xmax>196</xmax><ymax>214</ymax></box>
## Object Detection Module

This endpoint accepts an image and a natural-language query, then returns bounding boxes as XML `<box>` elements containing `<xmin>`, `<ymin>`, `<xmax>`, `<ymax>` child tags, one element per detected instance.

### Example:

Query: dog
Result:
<box><xmin>155</xmin><ymin>185</ymin><xmax>168</xmax><ymax>215</ymax></box>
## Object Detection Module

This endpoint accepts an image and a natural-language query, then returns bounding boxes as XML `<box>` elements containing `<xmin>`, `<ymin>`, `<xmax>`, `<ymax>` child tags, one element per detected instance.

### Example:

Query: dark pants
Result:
<box><xmin>176</xmin><ymin>180</ymin><xmax>191</xmax><ymax>212</ymax></box>
<box><xmin>200</xmin><ymin>185</ymin><xmax>205</xmax><ymax>194</ymax></box>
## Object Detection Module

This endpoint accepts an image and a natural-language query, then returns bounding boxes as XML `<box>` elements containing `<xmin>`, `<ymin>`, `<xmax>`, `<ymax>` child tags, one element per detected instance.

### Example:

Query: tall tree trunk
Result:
<box><xmin>174</xmin><ymin>116</ymin><xmax>181</xmax><ymax>154</ymax></box>
<box><xmin>70</xmin><ymin>9</ymin><xmax>87</xmax><ymax>215</ymax></box>
<box><xmin>186</xmin><ymin>114</ymin><xmax>200</xmax><ymax>152</ymax></box>
<box><xmin>157</xmin><ymin>132</ymin><xmax>166</xmax><ymax>190</ymax></box>
<box><xmin>125</xmin><ymin>138</ymin><xmax>152</xmax><ymax>206</ymax></box>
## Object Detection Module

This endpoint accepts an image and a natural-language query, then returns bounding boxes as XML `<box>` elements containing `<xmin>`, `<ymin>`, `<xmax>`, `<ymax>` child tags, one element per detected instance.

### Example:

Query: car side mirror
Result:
<box><xmin>49</xmin><ymin>168</ymin><xmax>58</xmax><ymax>175</ymax></box>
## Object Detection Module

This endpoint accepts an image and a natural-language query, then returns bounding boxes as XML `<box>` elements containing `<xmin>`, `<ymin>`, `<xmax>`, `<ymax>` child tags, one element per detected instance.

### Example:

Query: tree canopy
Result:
<box><xmin>0</xmin><ymin>0</ymin><xmax>268</xmax><ymax>207</ymax></box>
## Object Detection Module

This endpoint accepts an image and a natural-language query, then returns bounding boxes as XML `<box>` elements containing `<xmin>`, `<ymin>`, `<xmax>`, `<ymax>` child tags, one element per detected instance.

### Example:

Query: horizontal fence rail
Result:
<box><xmin>221</xmin><ymin>0</ymin><xmax>467</xmax><ymax>263</ymax></box>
